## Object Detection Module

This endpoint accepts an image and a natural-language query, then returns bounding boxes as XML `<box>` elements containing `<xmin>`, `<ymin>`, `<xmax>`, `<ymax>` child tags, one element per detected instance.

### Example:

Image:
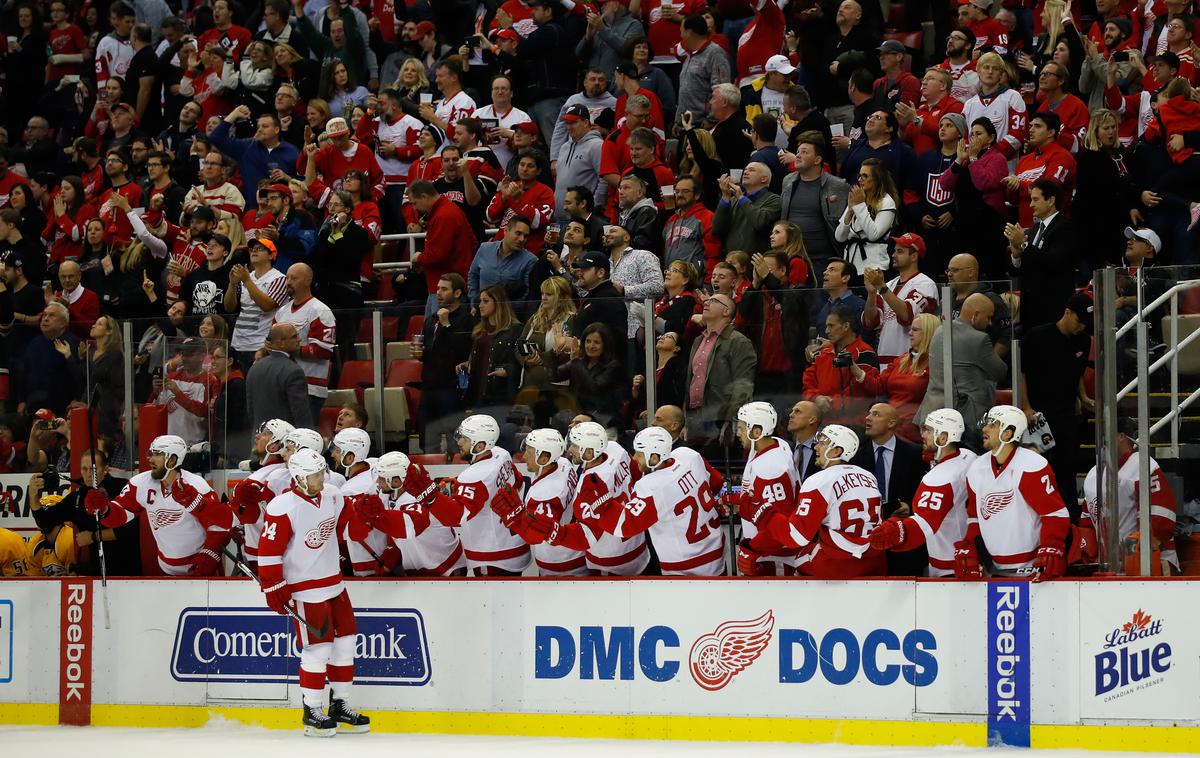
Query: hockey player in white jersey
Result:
<box><xmin>869</xmin><ymin>408</ymin><xmax>977</xmax><ymax>576</ymax></box>
<box><xmin>231</xmin><ymin>419</ymin><xmax>294</xmax><ymax>566</ymax></box>
<box><xmin>331</xmin><ymin>428</ymin><xmax>392</xmax><ymax>576</ymax></box>
<box><xmin>567</xmin><ymin>421</ymin><xmax>647</xmax><ymax>575</ymax></box>
<box><xmin>518</xmin><ymin>429</ymin><xmax>586</xmax><ymax>576</ymax></box>
<box><xmin>395</xmin><ymin>414</ymin><xmax>528</xmax><ymax>575</ymax></box>
<box><xmin>370</xmin><ymin>451</ymin><xmax>466</xmax><ymax>576</ymax></box>
<box><xmin>258</xmin><ymin>449</ymin><xmax>399</xmax><ymax>736</ymax></box>
<box><xmin>84</xmin><ymin>435</ymin><xmax>233</xmax><ymax>575</ymax></box>
<box><xmin>266</xmin><ymin>428</ymin><xmax>347</xmax><ymax>497</ymax></box>
<box><xmin>1081</xmin><ymin>419</ymin><xmax>1179</xmax><ymax>573</ymax></box>
<box><xmin>735</xmin><ymin>401</ymin><xmax>801</xmax><ymax>575</ymax></box>
<box><xmin>956</xmin><ymin>405</ymin><xmax>1071</xmax><ymax>581</ymax></box>
<box><xmin>738</xmin><ymin>424</ymin><xmax>886</xmax><ymax>578</ymax></box>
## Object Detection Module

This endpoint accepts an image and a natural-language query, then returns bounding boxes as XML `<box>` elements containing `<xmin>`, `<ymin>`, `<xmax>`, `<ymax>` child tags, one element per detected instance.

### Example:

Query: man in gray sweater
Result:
<box><xmin>575</xmin><ymin>1</ymin><xmax>644</xmax><ymax>78</ymax></box>
<box><xmin>676</xmin><ymin>14</ymin><xmax>732</xmax><ymax>124</ymax></box>
<box><xmin>554</xmin><ymin>105</ymin><xmax>605</xmax><ymax>223</ymax></box>
<box><xmin>549</xmin><ymin>69</ymin><xmax>618</xmax><ymax>161</ymax></box>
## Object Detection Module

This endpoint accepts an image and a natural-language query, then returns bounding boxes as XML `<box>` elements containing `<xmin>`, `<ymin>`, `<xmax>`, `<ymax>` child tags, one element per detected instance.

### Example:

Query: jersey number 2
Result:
<box><xmin>674</xmin><ymin>485</ymin><xmax>719</xmax><ymax>544</ymax></box>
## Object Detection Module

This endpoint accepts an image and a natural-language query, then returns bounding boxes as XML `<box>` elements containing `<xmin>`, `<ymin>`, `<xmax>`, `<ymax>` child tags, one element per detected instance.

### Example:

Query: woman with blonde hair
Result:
<box><xmin>769</xmin><ymin>219</ymin><xmax>816</xmax><ymax>287</ymax></box>
<box><xmin>679</xmin><ymin>120</ymin><xmax>724</xmax><ymax>208</ymax></box>
<box><xmin>305</xmin><ymin>98</ymin><xmax>333</xmax><ymax>139</ymax></box>
<box><xmin>835</xmin><ymin>157</ymin><xmax>899</xmax><ymax>273</ymax></box>
<box><xmin>1075</xmin><ymin>107</ymin><xmax>1135</xmax><ymax>269</ymax></box>
<box><xmin>458</xmin><ymin>285</ymin><xmax>522</xmax><ymax>408</ymax></box>
<box><xmin>515</xmin><ymin>276</ymin><xmax>577</xmax><ymax>422</ymax></box>
<box><xmin>392</xmin><ymin>58</ymin><xmax>431</xmax><ymax>104</ymax></box>
<box><xmin>272</xmin><ymin>40</ymin><xmax>318</xmax><ymax>100</ymax></box>
<box><xmin>851</xmin><ymin>312</ymin><xmax>940</xmax><ymax>442</ymax></box>
<box><xmin>216</xmin><ymin>215</ymin><xmax>246</xmax><ymax>253</ymax></box>
<box><xmin>102</xmin><ymin>237</ymin><xmax>156</xmax><ymax>320</ymax></box>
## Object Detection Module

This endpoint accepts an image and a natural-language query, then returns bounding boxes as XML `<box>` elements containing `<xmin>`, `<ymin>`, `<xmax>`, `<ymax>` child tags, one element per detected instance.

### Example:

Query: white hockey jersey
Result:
<box><xmin>965</xmin><ymin>447</ymin><xmax>1070</xmax><ymax>573</ymax></box>
<box><xmin>791</xmin><ymin>463</ymin><xmax>882</xmax><ymax>561</ymax></box>
<box><xmin>525</xmin><ymin>459</ymin><xmax>586</xmax><ymax>576</ymax></box>
<box><xmin>909</xmin><ymin>449</ymin><xmax>977</xmax><ymax>576</ymax></box>
<box><xmin>617</xmin><ymin>446</ymin><xmax>726</xmax><ymax>576</ymax></box>
<box><xmin>1082</xmin><ymin>453</ymin><xmax>1177</xmax><ymax>546</ymax></box>
<box><xmin>862</xmin><ymin>272</ymin><xmax>939</xmax><ymax>362</ymax></box>
<box><xmin>238</xmin><ymin>461</ymin><xmax>286</xmax><ymax>559</ymax></box>
<box><xmin>962</xmin><ymin>87</ymin><xmax>1027</xmax><ymax>170</ymax></box>
<box><xmin>576</xmin><ymin>442</ymin><xmax>647</xmax><ymax>575</ymax></box>
<box><xmin>453</xmin><ymin>448</ymin><xmax>531</xmax><ymax>573</ymax></box>
<box><xmin>739</xmin><ymin>437</ymin><xmax>800</xmax><ymax>569</ymax></box>
<box><xmin>272</xmin><ymin>296</ymin><xmax>337</xmax><ymax>398</ymax></box>
<box><xmin>259</xmin><ymin>486</ymin><xmax>361</xmax><ymax>602</ymax></box>
<box><xmin>104</xmin><ymin>470</ymin><xmax>224</xmax><ymax>575</ymax></box>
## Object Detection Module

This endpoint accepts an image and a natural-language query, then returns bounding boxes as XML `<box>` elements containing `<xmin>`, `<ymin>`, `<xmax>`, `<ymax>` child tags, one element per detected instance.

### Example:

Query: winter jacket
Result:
<box><xmin>618</xmin><ymin>198</ymin><xmax>663</xmax><ymax>257</ymax></box>
<box><xmin>664</xmin><ymin>204</ymin><xmax>721</xmax><ymax>276</ymax></box>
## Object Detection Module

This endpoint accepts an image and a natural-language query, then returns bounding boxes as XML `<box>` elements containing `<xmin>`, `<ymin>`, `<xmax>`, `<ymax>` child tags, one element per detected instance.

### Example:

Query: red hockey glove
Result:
<box><xmin>953</xmin><ymin>539</ymin><xmax>983</xmax><ymax>580</ymax></box>
<box><xmin>1068</xmin><ymin>520</ymin><xmax>1098</xmax><ymax>564</ymax></box>
<box><xmin>232</xmin><ymin>478</ymin><xmax>267</xmax><ymax>522</ymax></box>
<box><xmin>262</xmin><ymin>579</ymin><xmax>293</xmax><ymax>616</ymax></box>
<box><xmin>490</xmin><ymin>486</ymin><xmax>525</xmax><ymax>531</ymax></box>
<box><xmin>522</xmin><ymin>508</ymin><xmax>560</xmax><ymax>545</ymax></box>
<box><xmin>190</xmin><ymin>548</ymin><xmax>221</xmax><ymax>576</ymax></box>
<box><xmin>171</xmin><ymin>478</ymin><xmax>203</xmax><ymax>512</ymax></box>
<box><xmin>736</xmin><ymin>539</ymin><xmax>765</xmax><ymax>576</ymax></box>
<box><xmin>83</xmin><ymin>488</ymin><xmax>110</xmax><ymax>516</ymax></box>
<box><xmin>402</xmin><ymin>463</ymin><xmax>437</xmax><ymax>505</ymax></box>
<box><xmin>378</xmin><ymin>544</ymin><xmax>404</xmax><ymax>577</ymax></box>
<box><xmin>354</xmin><ymin>493</ymin><xmax>386</xmax><ymax>526</ymax></box>
<box><xmin>1032</xmin><ymin>545</ymin><xmax>1066</xmax><ymax>582</ymax></box>
<box><xmin>869</xmin><ymin>517</ymin><xmax>906</xmax><ymax>550</ymax></box>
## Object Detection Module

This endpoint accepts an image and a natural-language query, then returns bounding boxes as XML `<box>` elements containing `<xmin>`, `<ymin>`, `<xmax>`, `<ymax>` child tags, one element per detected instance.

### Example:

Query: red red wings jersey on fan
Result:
<box><xmin>965</xmin><ymin>447</ymin><xmax>1070</xmax><ymax>573</ymax></box>
<box><xmin>910</xmin><ymin>450</ymin><xmax>977</xmax><ymax>576</ymax></box>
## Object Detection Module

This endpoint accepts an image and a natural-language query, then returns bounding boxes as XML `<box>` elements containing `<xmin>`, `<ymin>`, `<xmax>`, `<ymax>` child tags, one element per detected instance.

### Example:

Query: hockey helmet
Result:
<box><xmin>288</xmin><ymin>448</ymin><xmax>328</xmax><ymax>496</ymax></box>
<box><xmin>568</xmin><ymin>421</ymin><xmax>608</xmax><ymax>463</ymax></box>
<box><xmin>524</xmin><ymin>428</ymin><xmax>566</xmax><ymax>470</ymax></box>
<box><xmin>632</xmin><ymin>426</ymin><xmax>673</xmax><ymax>471</ymax></box>
<box><xmin>737</xmin><ymin>401</ymin><xmax>778</xmax><ymax>443</ymax></box>
<box><xmin>149</xmin><ymin>435</ymin><xmax>188</xmax><ymax>470</ymax></box>
<box><xmin>981</xmin><ymin>404</ymin><xmax>1027</xmax><ymax>456</ymax></box>
<box><xmin>923</xmin><ymin>408</ymin><xmax>965</xmax><ymax>450</ymax></box>
<box><xmin>331</xmin><ymin>427</ymin><xmax>371</xmax><ymax>471</ymax></box>
<box><xmin>375</xmin><ymin>451</ymin><xmax>411</xmax><ymax>492</ymax></box>
<box><xmin>455</xmin><ymin>414</ymin><xmax>500</xmax><ymax>459</ymax></box>
<box><xmin>284</xmin><ymin>428</ymin><xmax>325</xmax><ymax>456</ymax></box>
<box><xmin>257</xmin><ymin>418</ymin><xmax>295</xmax><ymax>463</ymax></box>
<box><xmin>815</xmin><ymin>424</ymin><xmax>859</xmax><ymax>464</ymax></box>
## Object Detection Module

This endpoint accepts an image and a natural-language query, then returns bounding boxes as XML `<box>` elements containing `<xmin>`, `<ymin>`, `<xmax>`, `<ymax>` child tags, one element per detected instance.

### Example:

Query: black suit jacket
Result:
<box><xmin>1010</xmin><ymin>213</ymin><xmax>1077</xmax><ymax>329</ymax></box>
<box><xmin>792</xmin><ymin>436</ymin><xmax>822</xmax><ymax>484</ymax></box>
<box><xmin>851</xmin><ymin>436</ymin><xmax>925</xmax><ymax>517</ymax></box>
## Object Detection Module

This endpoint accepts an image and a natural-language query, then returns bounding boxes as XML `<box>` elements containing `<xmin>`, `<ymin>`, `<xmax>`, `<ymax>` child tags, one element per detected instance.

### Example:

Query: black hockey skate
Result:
<box><xmin>302</xmin><ymin>704</ymin><xmax>337</xmax><ymax>737</ymax></box>
<box><xmin>329</xmin><ymin>698</ymin><xmax>371</xmax><ymax>733</ymax></box>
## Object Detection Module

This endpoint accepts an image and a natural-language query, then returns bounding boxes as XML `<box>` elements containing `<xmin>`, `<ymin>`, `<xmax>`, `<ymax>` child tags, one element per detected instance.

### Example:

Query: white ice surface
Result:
<box><xmin>0</xmin><ymin>724</ymin><xmax>1194</xmax><ymax>758</ymax></box>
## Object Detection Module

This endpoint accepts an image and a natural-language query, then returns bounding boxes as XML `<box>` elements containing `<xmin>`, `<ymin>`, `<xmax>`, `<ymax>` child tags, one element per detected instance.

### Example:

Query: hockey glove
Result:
<box><xmin>83</xmin><ymin>488</ymin><xmax>110</xmax><ymax>517</ymax></box>
<box><xmin>953</xmin><ymin>539</ymin><xmax>983</xmax><ymax>580</ymax></box>
<box><xmin>522</xmin><ymin>508</ymin><xmax>560</xmax><ymax>545</ymax></box>
<box><xmin>1031</xmin><ymin>545</ymin><xmax>1066</xmax><ymax>582</ymax></box>
<box><xmin>232</xmin><ymin>478</ymin><xmax>267</xmax><ymax>523</ymax></box>
<box><xmin>869</xmin><ymin>517</ymin><xmax>906</xmax><ymax>550</ymax></box>
<box><xmin>490</xmin><ymin>486</ymin><xmax>526</xmax><ymax>532</ymax></box>
<box><xmin>354</xmin><ymin>493</ymin><xmax>386</xmax><ymax>527</ymax></box>
<box><xmin>262</xmin><ymin>579</ymin><xmax>293</xmax><ymax>616</ymax></box>
<box><xmin>402</xmin><ymin>463</ymin><xmax>437</xmax><ymax>505</ymax></box>
<box><xmin>736</xmin><ymin>539</ymin><xmax>765</xmax><ymax>576</ymax></box>
<box><xmin>171</xmin><ymin>478</ymin><xmax>204</xmax><ymax>512</ymax></box>
<box><xmin>1068</xmin><ymin>519</ymin><xmax>1098</xmax><ymax>564</ymax></box>
<box><xmin>190</xmin><ymin>548</ymin><xmax>221</xmax><ymax>576</ymax></box>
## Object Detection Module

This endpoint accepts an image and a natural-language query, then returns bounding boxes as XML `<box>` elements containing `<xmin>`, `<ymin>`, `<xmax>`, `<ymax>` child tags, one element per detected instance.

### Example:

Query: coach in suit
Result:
<box><xmin>853</xmin><ymin>402</ymin><xmax>926</xmax><ymax>574</ymax></box>
<box><xmin>916</xmin><ymin>293</ymin><xmax>1008</xmax><ymax>441</ymax></box>
<box><xmin>786</xmin><ymin>399</ymin><xmax>824</xmax><ymax>484</ymax></box>
<box><xmin>246</xmin><ymin>322</ymin><xmax>314</xmax><ymax>433</ymax></box>
<box><xmin>1004</xmin><ymin>176</ymin><xmax>1077</xmax><ymax>330</ymax></box>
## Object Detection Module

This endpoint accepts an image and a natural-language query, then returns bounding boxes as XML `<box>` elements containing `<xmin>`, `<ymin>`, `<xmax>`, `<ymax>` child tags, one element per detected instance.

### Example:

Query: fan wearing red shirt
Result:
<box><xmin>897</xmin><ymin>69</ymin><xmax>963</xmax><ymax>155</ymax></box>
<box><xmin>613</xmin><ymin>62</ymin><xmax>666</xmax><ymax>138</ymax></box>
<box><xmin>179</xmin><ymin>44</ymin><xmax>238</xmax><ymax>125</ymax></box>
<box><xmin>1033</xmin><ymin>61</ymin><xmax>1089</xmax><ymax>151</ymax></box>
<box><xmin>46</xmin><ymin>1</ymin><xmax>89</xmax><ymax>81</ymax></box>
<box><xmin>197</xmin><ymin>0</ymin><xmax>253</xmax><ymax>62</ymax></box>
<box><xmin>959</xmin><ymin>0</ymin><xmax>1009</xmax><ymax>57</ymax></box>
<box><xmin>485</xmin><ymin>155</ymin><xmax>555</xmax><ymax>254</ymax></box>
<box><xmin>641</xmin><ymin>0</ymin><xmax>705</xmax><ymax>65</ymax></box>
<box><xmin>407</xmin><ymin>181</ymin><xmax>475</xmax><ymax>296</ymax></box>
<box><xmin>303</xmin><ymin>117</ymin><xmax>385</xmax><ymax>206</ymax></box>
<box><xmin>873</xmin><ymin>40</ymin><xmax>922</xmax><ymax>108</ymax></box>
<box><xmin>736</xmin><ymin>0</ymin><xmax>788</xmax><ymax>86</ymax></box>
<box><xmin>96</xmin><ymin>148</ymin><xmax>144</xmax><ymax>245</ymax></box>
<box><xmin>0</xmin><ymin>148</ymin><xmax>29</xmax><ymax>209</ymax></box>
<box><xmin>53</xmin><ymin>261</ymin><xmax>101</xmax><ymax>339</ymax></box>
<box><xmin>1005</xmin><ymin>111</ymin><xmax>1075</xmax><ymax>228</ymax></box>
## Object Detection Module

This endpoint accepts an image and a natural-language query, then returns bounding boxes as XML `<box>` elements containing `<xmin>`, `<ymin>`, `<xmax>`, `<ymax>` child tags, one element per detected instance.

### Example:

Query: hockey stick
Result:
<box><xmin>86</xmin><ymin>384</ymin><xmax>112</xmax><ymax>630</ymax></box>
<box><xmin>221</xmin><ymin>547</ymin><xmax>329</xmax><ymax>638</ymax></box>
<box><xmin>722</xmin><ymin>432</ymin><xmax>737</xmax><ymax>576</ymax></box>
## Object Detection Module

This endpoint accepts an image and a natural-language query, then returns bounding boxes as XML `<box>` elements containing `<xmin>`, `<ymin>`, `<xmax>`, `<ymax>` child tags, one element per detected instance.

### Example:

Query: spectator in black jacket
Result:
<box><xmin>616</xmin><ymin>175</ymin><xmax>661</xmax><ymax>255</ymax></box>
<box><xmin>458</xmin><ymin>284</ymin><xmax>522</xmax><ymax>412</ymax></box>
<box><xmin>416</xmin><ymin>273</ymin><xmax>475</xmax><ymax>450</ymax></box>
<box><xmin>312</xmin><ymin>191</ymin><xmax>370</xmax><ymax>363</ymax></box>
<box><xmin>570</xmin><ymin>251</ymin><xmax>628</xmax><ymax>353</ymax></box>
<box><xmin>552</xmin><ymin>322</ymin><xmax>625</xmax><ymax>429</ymax></box>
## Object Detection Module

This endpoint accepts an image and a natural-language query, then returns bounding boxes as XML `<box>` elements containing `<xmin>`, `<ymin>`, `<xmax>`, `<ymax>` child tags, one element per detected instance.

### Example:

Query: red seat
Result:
<box><xmin>318</xmin><ymin>406</ymin><xmax>340</xmax><ymax>439</ymax></box>
<box><xmin>995</xmin><ymin>389</ymin><xmax>1014</xmax><ymax>406</ymax></box>
<box><xmin>355</xmin><ymin>316</ymin><xmax>400</xmax><ymax>342</ymax></box>
<box><xmin>375</xmin><ymin>275</ymin><xmax>396</xmax><ymax>302</ymax></box>
<box><xmin>337</xmin><ymin>360</ymin><xmax>376</xmax><ymax>400</ymax></box>
<box><xmin>387</xmin><ymin>359</ymin><xmax>422</xmax><ymax>387</ymax></box>
<box><xmin>404</xmin><ymin>386</ymin><xmax>420</xmax><ymax>427</ymax></box>
<box><xmin>404</xmin><ymin>314</ymin><xmax>424</xmax><ymax>341</ymax></box>
<box><xmin>883</xmin><ymin>30</ymin><xmax>922</xmax><ymax>72</ymax></box>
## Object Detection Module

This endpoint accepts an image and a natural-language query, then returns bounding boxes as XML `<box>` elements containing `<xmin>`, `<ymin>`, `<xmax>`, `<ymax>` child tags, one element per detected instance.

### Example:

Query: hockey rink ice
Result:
<box><xmin>0</xmin><ymin>724</ymin><xmax>1194</xmax><ymax>758</ymax></box>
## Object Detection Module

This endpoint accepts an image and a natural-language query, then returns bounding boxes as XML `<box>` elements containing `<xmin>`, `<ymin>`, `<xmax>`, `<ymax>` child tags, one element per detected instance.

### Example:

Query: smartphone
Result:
<box><xmin>98</xmin><ymin>89</ymin><xmax>108</xmax><ymax>103</ymax></box>
<box><xmin>830</xmin><ymin>123</ymin><xmax>845</xmax><ymax>138</ymax></box>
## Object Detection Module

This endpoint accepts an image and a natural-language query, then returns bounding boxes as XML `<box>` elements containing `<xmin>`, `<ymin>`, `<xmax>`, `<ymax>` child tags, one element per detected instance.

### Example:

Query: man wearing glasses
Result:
<box><xmin>935</xmin><ymin>29</ymin><xmax>980</xmax><ymax>102</ymax></box>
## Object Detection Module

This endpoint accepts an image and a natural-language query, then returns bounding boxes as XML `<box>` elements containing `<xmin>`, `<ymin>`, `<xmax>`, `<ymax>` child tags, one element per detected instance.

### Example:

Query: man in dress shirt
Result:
<box><xmin>852</xmin><ymin>402</ymin><xmax>927</xmax><ymax>575</ymax></box>
<box><xmin>787</xmin><ymin>399</ymin><xmax>824</xmax><ymax>483</ymax></box>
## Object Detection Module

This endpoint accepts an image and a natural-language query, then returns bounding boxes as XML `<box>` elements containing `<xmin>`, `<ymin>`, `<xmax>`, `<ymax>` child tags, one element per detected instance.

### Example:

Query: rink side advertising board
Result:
<box><xmin>1</xmin><ymin>578</ymin><xmax>1199</xmax><ymax>751</ymax></box>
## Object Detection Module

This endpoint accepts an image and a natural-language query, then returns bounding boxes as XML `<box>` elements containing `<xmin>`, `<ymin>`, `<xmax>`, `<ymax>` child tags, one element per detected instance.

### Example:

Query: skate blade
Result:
<box><xmin>303</xmin><ymin>725</ymin><xmax>337</xmax><ymax>738</ymax></box>
<box><xmin>337</xmin><ymin>723</ymin><xmax>370</xmax><ymax>734</ymax></box>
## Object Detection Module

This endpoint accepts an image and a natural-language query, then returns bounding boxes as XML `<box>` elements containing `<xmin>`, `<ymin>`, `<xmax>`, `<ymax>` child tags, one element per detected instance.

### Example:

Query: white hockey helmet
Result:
<box><xmin>374</xmin><ymin>451</ymin><xmax>411</xmax><ymax>492</ymax></box>
<box><xmin>284</xmin><ymin>428</ymin><xmax>325</xmax><ymax>456</ymax></box>
<box><xmin>258</xmin><ymin>418</ymin><xmax>295</xmax><ymax>463</ymax></box>
<box><xmin>455</xmin><ymin>414</ymin><xmax>500</xmax><ymax>460</ymax></box>
<box><xmin>923</xmin><ymin>408</ymin><xmax>965</xmax><ymax>450</ymax></box>
<box><xmin>981</xmin><ymin>404</ymin><xmax>1027</xmax><ymax>456</ymax></box>
<box><xmin>331</xmin><ymin>427</ymin><xmax>371</xmax><ymax>471</ymax></box>
<box><xmin>815</xmin><ymin>424</ymin><xmax>859</xmax><ymax>464</ymax></box>
<box><xmin>524</xmin><ymin>428</ymin><xmax>566</xmax><ymax>470</ymax></box>
<box><xmin>737</xmin><ymin>401</ymin><xmax>778</xmax><ymax>442</ymax></box>
<box><xmin>568</xmin><ymin>421</ymin><xmax>608</xmax><ymax>463</ymax></box>
<box><xmin>149</xmin><ymin>435</ymin><xmax>188</xmax><ymax>470</ymax></box>
<box><xmin>632</xmin><ymin>426</ymin><xmax>674</xmax><ymax>471</ymax></box>
<box><xmin>288</xmin><ymin>448</ymin><xmax>328</xmax><ymax>496</ymax></box>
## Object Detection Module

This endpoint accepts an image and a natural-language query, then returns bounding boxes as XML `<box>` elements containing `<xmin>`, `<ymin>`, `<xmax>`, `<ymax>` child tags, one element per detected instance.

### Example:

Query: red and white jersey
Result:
<box><xmin>1013</xmin><ymin>143</ymin><xmax>1075</xmax><ymax>227</ymax></box>
<box><xmin>266</xmin><ymin>465</ymin><xmax>346</xmax><ymax>503</ymax></box>
<box><xmin>436</xmin><ymin>90</ymin><xmax>477</xmax><ymax>136</ymax></box>
<box><xmin>965</xmin><ymin>447</ymin><xmax>1070</xmax><ymax>573</ymax></box>
<box><xmin>963</xmin><ymin>88</ymin><xmax>1027</xmax><ymax>168</ymax></box>
<box><xmin>615</xmin><ymin>447</ymin><xmax>726</xmax><ymax>575</ymax></box>
<box><xmin>183</xmin><ymin>181</ymin><xmax>245</xmax><ymax>221</ymax></box>
<box><xmin>473</xmin><ymin>104</ymin><xmax>531</xmax><ymax>170</ymax></box>
<box><xmin>452</xmin><ymin>448</ymin><xmax>530</xmax><ymax>573</ymax></box>
<box><xmin>576</xmin><ymin>443</ymin><xmax>647</xmax><ymax>575</ymax></box>
<box><xmin>259</xmin><ymin>486</ymin><xmax>360</xmax><ymax>603</ymax></box>
<box><xmin>272</xmin><ymin>296</ymin><xmax>336</xmax><ymax>398</ymax></box>
<box><xmin>965</xmin><ymin>16</ymin><xmax>1009</xmax><ymax>56</ymax></box>
<box><xmin>308</xmin><ymin>143</ymin><xmax>385</xmax><ymax>203</ymax></box>
<box><xmin>342</xmin><ymin>466</ymin><xmax>386</xmax><ymax>576</ymax></box>
<box><xmin>1104</xmin><ymin>84</ymin><xmax>1154</xmax><ymax>148</ymax></box>
<box><xmin>909</xmin><ymin>450</ymin><xmax>978</xmax><ymax>576</ymax></box>
<box><xmin>1082</xmin><ymin>453</ymin><xmax>1177</xmax><ymax>546</ymax></box>
<box><xmin>937</xmin><ymin>59</ymin><xmax>980</xmax><ymax>102</ymax></box>
<box><xmin>240</xmin><ymin>461</ymin><xmax>286</xmax><ymax>558</ymax></box>
<box><xmin>738</xmin><ymin>437</ymin><xmax>800</xmax><ymax>545</ymax></box>
<box><xmin>368</xmin><ymin>113</ymin><xmax>424</xmax><ymax>185</ymax></box>
<box><xmin>736</xmin><ymin>0</ymin><xmax>786</xmax><ymax>86</ymax></box>
<box><xmin>525</xmin><ymin>460</ymin><xmax>586</xmax><ymax>576</ymax></box>
<box><xmin>95</xmin><ymin>33</ymin><xmax>133</xmax><ymax>86</ymax></box>
<box><xmin>790</xmin><ymin>463</ymin><xmax>883</xmax><ymax>561</ymax></box>
<box><xmin>154</xmin><ymin>369</ymin><xmax>221</xmax><ymax>447</ymax></box>
<box><xmin>386</xmin><ymin>491</ymin><xmax>465</xmax><ymax>577</ymax></box>
<box><xmin>232</xmin><ymin>267</ymin><xmax>288</xmax><ymax>352</ymax></box>
<box><xmin>104</xmin><ymin>470</ymin><xmax>226</xmax><ymax>575</ymax></box>
<box><xmin>862</xmin><ymin>272</ymin><xmax>938</xmax><ymax>363</ymax></box>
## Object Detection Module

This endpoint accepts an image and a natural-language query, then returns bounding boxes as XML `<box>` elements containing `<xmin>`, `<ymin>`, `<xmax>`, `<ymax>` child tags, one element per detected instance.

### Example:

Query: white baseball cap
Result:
<box><xmin>765</xmin><ymin>54</ymin><xmax>797</xmax><ymax>76</ymax></box>
<box><xmin>1124</xmin><ymin>226</ymin><xmax>1162</xmax><ymax>253</ymax></box>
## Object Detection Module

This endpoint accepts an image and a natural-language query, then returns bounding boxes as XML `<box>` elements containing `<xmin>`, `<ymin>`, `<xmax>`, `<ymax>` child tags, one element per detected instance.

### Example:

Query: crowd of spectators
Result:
<box><xmin>0</xmin><ymin>0</ymin><xmax>1193</xmax><ymax>568</ymax></box>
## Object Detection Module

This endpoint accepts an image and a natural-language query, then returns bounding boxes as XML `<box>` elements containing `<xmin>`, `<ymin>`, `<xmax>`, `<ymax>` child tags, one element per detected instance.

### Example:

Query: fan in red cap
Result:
<box><xmin>859</xmin><ymin>231</ymin><xmax>939</xmax><ymax>368</ymax></box>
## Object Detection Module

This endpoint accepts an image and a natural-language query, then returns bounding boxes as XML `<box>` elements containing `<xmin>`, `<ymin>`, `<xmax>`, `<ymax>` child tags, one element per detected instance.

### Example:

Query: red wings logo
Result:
<box><xmin>304</xmin><ymin>516</ymin><xmax>338</xmax><ymax>549</ymax></box>
<box><xmin>981</xmin><ymin>490</ymin><xmax>1014</xmax><ymax>520</ymax></box>
<box><xmin>688</xmin><ymin>611</ymin><xmax>774</xmax><ymax>691</ymax></box>
<box><xmin>150</xmin><ymin>510</ymin><xmax>184</xmax><ymax>530</ymax></box>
